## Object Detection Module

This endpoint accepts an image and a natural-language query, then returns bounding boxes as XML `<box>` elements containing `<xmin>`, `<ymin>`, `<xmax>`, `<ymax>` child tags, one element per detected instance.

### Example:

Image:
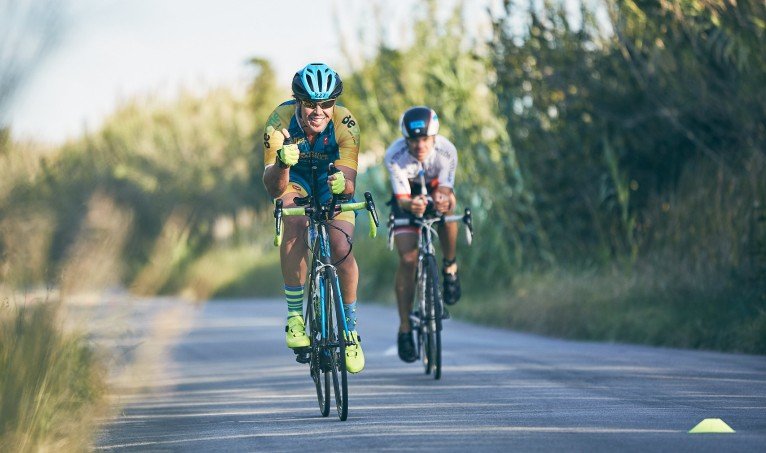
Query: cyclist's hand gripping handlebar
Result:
<box><xmin>328</xmin><ymin>163</ymin><xmax>346</xmax><ymax>195</ymax></box>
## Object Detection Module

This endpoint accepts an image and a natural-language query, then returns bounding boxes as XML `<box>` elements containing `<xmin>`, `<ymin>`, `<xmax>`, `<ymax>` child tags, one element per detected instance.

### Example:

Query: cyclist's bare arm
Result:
<box><xmin>262</xmin><ymin>127</ymin><xmax>291</xmax><ymax>198</ymax></box>
<box><xmin>263</xmin><ymin>164</ymin><xmax>289</xmax><ymax>199</ymax></box>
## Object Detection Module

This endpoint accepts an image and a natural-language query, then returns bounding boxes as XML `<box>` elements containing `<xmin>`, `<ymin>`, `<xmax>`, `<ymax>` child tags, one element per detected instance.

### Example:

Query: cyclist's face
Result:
<box><xmin>298</xmin><ymin>99</ymin><xmax>335</xmax><ymax>135</ymax></box>
<box><xmin>406</xmin><ymin>136</ymin><xmax>435</xmax><ymax>162</ymax></box>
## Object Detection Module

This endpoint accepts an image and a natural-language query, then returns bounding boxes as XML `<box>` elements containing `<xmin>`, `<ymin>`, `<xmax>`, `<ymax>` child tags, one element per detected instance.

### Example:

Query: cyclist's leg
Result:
<box><xmin>437</xmin><ymin>190</ymin><xmax>461</xmax><ymax>305</ymax></box>
<box><xmin>394</xmin><ymin>232</ymin><xmax>418</xmax><ymax>332</ymax></box>
<box><xmin>394</xmin><ymin>232</ymin><xmax>419</xmax><ymax>363</ymax></box>
<box><xmin>279</xmin><ymin>183</ymin><xmax>310</xmax><ymax>288</ymax></box>
<box><xmin>329</xmin><ymin>217</ymin><xmax>365</xmax><ymax>373</ymax></box>
<box><xmin>328</xmin><ymin>217</ymin><xmax>357</xmax><ymax>309</ymax></box>
<box><xmin>438</xmin><ymin>221</ymin><xmax>458</xmax><ymax>273</ymax></box>
<box><xmin>437</xmin><ymin>190</ymin><xmax>458</xmax><ymax>270</ymax></box>
<box><xmin>278</xmin><ymin>182</ymin><xmax>310</xmax><ymax>348</ymax></box>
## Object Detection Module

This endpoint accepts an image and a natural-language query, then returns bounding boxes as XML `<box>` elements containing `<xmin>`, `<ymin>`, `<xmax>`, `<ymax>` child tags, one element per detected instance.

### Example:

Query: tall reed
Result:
<box><xmin>0</xmin><ymin>301</ymin><xmax>106</xmax><ymax>452</ymax></box>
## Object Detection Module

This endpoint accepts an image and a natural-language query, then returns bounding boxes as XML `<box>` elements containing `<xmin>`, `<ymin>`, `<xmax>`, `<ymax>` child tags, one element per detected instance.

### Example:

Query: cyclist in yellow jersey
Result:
<box><xmin>262</xmin><ymin>63</ymin><xmax>365</xmax><ymax>373</ymax></box>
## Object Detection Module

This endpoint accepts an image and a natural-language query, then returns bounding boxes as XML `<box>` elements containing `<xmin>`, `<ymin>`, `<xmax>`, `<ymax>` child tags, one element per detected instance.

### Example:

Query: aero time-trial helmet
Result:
<box><xmin>400</xmin><ymin>106</ymin><xmax>439</xmax><ymax>138</ymax></box>
<box><xmin>291</xmin><ymin>63</ymin><xmax>343</xmax><ymax>101</ymax></box>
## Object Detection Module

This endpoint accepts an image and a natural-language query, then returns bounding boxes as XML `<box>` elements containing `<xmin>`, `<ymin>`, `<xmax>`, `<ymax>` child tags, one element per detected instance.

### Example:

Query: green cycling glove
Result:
<box><xmin>277</xmin><ymin>143</ymin><xmax>299</xmax><ymax>167</ymax></box>
<box><xmin>329</xmin><ymin>171</ymin><xmax>346</xmax><ymax>194</ymax></box>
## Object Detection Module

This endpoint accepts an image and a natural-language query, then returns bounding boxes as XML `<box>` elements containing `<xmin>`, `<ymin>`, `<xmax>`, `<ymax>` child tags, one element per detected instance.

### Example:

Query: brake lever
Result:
<box><xmin>274</xmin><ymin>199</ymin><xmax>284</xmax><ymax>246</ymax></box>
<box><xmin>364</xmin><ymin>192</ymin><xmax>380</xmax><ymax>227</ymax></box>
<box><xmin>463</xmin><ymin>207</ymin><xmax>473</xmax><ymax>245</ymax></box>
<box><xmin>387</xmin><ymin>213</ymin><xmax>395</xmax><ymax>251</ymax></box>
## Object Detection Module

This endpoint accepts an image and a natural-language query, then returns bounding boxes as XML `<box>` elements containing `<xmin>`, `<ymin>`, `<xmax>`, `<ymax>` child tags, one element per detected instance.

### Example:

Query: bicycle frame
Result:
<box><xmin>308</xmin><ymin>217</ymin><xmax>347</xmax><ymax>344</ymax></box>
<box><xmin>414</xmin><ymin>216</ymin><xmax>443</xmax><ymax>321</ymax></box>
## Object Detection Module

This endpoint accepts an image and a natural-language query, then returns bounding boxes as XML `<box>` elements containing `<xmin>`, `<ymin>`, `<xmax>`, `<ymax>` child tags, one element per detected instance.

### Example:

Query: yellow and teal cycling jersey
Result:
<box><xmin>263</xmin><ymin>100</ymin><xmax>360</xmax><ymax>179</ymax></box>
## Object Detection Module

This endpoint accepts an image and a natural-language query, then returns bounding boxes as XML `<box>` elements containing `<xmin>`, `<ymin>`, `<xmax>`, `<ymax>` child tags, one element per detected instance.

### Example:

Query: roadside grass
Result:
<box><xmin>0</xmin><ymin>301</ymin><xmax>107</xmax><ymax>452</ymax></box>
<box><xmin>454</xmin><ymin>263</ymin><xmax>766</xmax><ymax>354</ymax></box>
<box><xmin>178</xmin><ymin>246</ymin><xmax>283</xmax><ymax>300</ymax></box>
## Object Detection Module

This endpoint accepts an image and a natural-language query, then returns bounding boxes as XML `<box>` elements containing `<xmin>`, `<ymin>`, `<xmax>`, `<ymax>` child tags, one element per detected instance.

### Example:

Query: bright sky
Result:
<box><xmin>7</xmin><ymin>0</ymin><xmax>501</xmax><ymax>144</ymax></box>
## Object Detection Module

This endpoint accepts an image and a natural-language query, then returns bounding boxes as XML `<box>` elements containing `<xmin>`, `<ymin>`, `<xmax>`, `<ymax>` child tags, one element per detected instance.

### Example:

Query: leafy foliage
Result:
<box><xmin>1</xmin><ymin>86</ymin><xmax>262</xmax><ymax>293</ymax></box>
<box><xmin>491</xmin><ymin>0</ymin><xmax>766</xmax><ymax>271</ymax></box>
<box><xmin>342</xmin><ymin>0</ymin><xmax>545</xmax><ymax>289</ymax></box>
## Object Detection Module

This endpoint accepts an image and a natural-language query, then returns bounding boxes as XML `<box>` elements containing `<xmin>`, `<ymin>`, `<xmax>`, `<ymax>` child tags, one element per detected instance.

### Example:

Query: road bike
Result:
<box><xmin>273</xmin><ymin>164</ymin><xmax>379</xmax><ymax>421</ymax></box>
<box><xmin>388</xmin><ymin>204</ymin><xmax>472</xmax><ymax>379</ymax></box>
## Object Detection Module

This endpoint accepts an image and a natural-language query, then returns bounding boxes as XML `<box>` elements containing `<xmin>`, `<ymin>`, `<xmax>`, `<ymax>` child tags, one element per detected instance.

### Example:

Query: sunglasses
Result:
<box><xmin>299</xmin><ymin>98</ymin><xmax>337</xmax><ymax>109</ymax></box>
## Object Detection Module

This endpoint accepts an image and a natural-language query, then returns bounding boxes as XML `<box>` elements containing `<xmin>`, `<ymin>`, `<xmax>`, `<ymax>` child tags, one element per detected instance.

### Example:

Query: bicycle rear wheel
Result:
<box><xmin>325</xmin><ymin>268</ymin><xmax>348</xmax><ymax>421</ymax></box>
<box><xmin>308</xmin><ymin>273</ymin><xmax>330</xmax><ymax>417</ymax></box>
<box><xmin>423</xmin><ymin>254</ymin><xmax>442</xmax><ymax>380</ymax></box>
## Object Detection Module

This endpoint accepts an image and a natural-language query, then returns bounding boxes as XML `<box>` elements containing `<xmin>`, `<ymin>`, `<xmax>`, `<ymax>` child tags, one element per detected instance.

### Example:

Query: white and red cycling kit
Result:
<box><xmin>383</xmin><ymin>135</ymin><xmax>458</xmax><ymax>199</ymax></box>
<box><xmin>384</xmin><ymin>136</ymin><xmax>458</xmax><ymax>234</ymax></box>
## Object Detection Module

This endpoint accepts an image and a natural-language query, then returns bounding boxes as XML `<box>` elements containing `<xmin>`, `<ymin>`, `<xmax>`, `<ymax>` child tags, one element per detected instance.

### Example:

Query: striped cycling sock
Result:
<box><xmin>343</xmin><ymin>301</ymin><xmax>358</xmax><ymax>331</ymax></box>
<box><xmin>285</xmin><ymin>284</ymin><xmax>304</xmax><ymax>318</ymax></box>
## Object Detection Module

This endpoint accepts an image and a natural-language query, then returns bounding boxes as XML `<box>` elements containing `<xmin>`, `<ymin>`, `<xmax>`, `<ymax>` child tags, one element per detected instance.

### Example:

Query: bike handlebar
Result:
<box><xmin>387</xmin><ymin>207</ymin><xmax>474</xmax><ymax>248</ymax></box>
<box><xmin>274</xmin><ymin>191</ymin><xmax>380</xmax><ymax>246</ymax></box>
<box><xmin>390</xmin><ymin>208</ymin><xmax>472</xmax><ymax>227</ymax></box>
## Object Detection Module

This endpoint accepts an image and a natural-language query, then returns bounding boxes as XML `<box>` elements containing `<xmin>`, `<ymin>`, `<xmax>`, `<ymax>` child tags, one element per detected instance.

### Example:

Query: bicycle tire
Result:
<box><xmin>414</xmin><ymin>258</ymin><xmax>431</xmax><ymax>375</ymax></box>
<box><xmin>326</xmin><ymin>268</ymin><xmax>349</xmax><ymax>421</ymax></box>
<box><xmin>424</xmin><ymin>254</ymin><xmax>442</xmax><ymax>380</ymax></box>
<box><xmin>307</xmin><ymin>268</ymin><xmax>330</xmax><ymax>417</ymax></box>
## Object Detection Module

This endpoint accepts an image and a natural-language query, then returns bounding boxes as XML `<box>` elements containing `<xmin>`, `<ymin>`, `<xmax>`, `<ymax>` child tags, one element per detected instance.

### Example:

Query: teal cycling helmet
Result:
<box><xmin>292</xmin><ymin>63</ymin><xmax>343</xmax><ymax>100</ymax></box>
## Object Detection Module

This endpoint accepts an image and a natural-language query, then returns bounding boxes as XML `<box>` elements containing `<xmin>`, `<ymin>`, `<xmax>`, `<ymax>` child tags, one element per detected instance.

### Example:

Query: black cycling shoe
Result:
<box><xmin>397</xmin><ymin>331</ymin><xmax>417</xmax><ymax>363</ymax></box>
<box><xmin>443</xmin><ymin>270</ymin><xmax>461</xmax><ymax>305</ymax></box>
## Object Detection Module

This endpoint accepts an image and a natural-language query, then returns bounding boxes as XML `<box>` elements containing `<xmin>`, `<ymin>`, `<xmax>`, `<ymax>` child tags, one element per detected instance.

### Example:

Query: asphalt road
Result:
<box><xmin>95</xmin><ymin>299</ymin><xmax>766</xmax><ymax>452</ymax></box>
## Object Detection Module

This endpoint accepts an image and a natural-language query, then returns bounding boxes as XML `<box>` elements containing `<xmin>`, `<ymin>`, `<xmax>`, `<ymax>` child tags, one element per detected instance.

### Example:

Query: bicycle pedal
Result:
<box><xmin>441</xmin><ymin>307</ymin><xmax>450</xmax><ymax>319</ymax></box>
<box><xmin>292</xmin><ymin>346</ymin><xmax>310</xmax><ymax>363</ymax></box>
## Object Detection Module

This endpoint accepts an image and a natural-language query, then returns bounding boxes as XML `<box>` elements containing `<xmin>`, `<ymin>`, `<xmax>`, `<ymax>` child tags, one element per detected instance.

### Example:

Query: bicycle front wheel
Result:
<box><xmin>424</xmin><ymin>254</ymin><xmax>442</xmax><ymax>380</ymax></box>
<box><xmin>325</xmin><ymin>268</ymin><xmax>348</xmax><ymax>421</ymax></box>
<box><xmin>308</xmin><ymin>272</ymin><xmax>330</xmax><ymax>416</ymax></box>
<box><xmin>414</xmin><ymin>259</ymin><xmax>430</xmax><ymax>375</ymax></box>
